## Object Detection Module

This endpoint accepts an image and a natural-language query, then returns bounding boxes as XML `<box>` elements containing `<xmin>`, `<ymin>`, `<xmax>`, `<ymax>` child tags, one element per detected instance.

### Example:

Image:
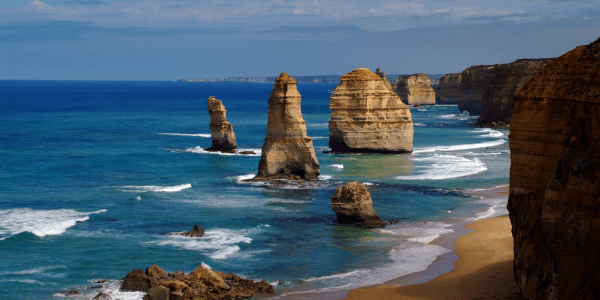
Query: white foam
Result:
<box><xmin>414</xmin><ymin>123</ymin><xmax>427</xmax><ymax>127</ymax></box>
<box><xmin>380</xmin><ymin>222</ymin><xmax>453</xmax><ymax>244</ymax></box>
<box><xmin>0</xmin><ymin>265</ymin><xmax>66</xmax><ymax>276</ymax></box>
<box><xmin>396</xmin><ymin>155</ymin><xmax>487</xmax><ymax>180</ymax></box>
<box><xmin>150</xmin><ymin>228</ymin><xmax>252</xmax><ymax>260</ymax></box>
<box><xmin>312</xmin><ymin>136</ymin><xmax>328</xmax><ymax>139</ymax></box>
<box><xmin>331</xmin><ymin>164</ymin><xmax>344</xmax><ymax>169</ymax></box>
<box><xmin>438</xmin><ymin>114</ymin><xmax>457</xmax><ymax>119</ymax></box>
<box><xmin>0</xmin><ymin>208</ymin><xmax>106</xmax><ymax>240</ymax></box>
<box><xmin>58</xmin><ymin>281</ymin><xmax>145</xmax><ymax>300</ymax></box>
<box><xmin>418</xmin><ymin>109</ymin><xmax>427</xmax><ymax>111</ymax></box>
<box><xmin>475</xmin><ymin>128</ymin><xmax>505</xmax><ymax>138</ymax></box>
<box><xmin>318</xmin><ymin>175</ymin><xmax>332</xmax><ymax>180</ymax></box>
<box><xmin>120</xmin><ymin>184</ymin><xmax>192</xmax><ymax>193</ymax></box>
<box><xmin>363</xmin><ymin>182</ymin><xmax>374</xmax><ymax>186</ymax></box>
<box><xmin>413</xmin><ymin>139</ymin><xmax>506</xmax><ymax>153</ymax></box>
<box><xmin>182</xmin><ymin>146</ymin><xmax>261</xmax><ymax>157</ymax></box>
<box><xmin>158</xmin><ymin>133</ymin><xmax>211</xmax><ymax>138</ymax></box>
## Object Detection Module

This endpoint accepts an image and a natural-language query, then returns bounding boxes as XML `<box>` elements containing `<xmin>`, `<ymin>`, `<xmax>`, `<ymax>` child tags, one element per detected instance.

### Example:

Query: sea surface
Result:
<box><xmin>0</xmin><ymin>81</ymin><xmax>509</xmax><ymax>299</ymax></box>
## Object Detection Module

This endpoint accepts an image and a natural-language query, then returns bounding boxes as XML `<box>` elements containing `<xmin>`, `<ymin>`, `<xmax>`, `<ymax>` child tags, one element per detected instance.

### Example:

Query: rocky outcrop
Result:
<box><xmin>375</xmin><ymin>67</ymin><xmax>393</xmax><ymax>91</ymax></box>
<box><xmin>393</xmin><ymin>74</ymin><xmax>436</xmax><ymax>105</ymax></box>
<box><xmin>508</xmin><ymin>37</ymin><xmax>600</xmax><ymax>300</ymax></box>
<box><xmin>169</xmin><ymin>224</ymin><xmax>204</xmax><ymax>237</ymax></box>
<box><xmin>121</xmin><ymin>264</ymin><xmax>274</xmax><ymax>300</ymax></box>
<box><xmin>329</xmin><ymin>68</ymin><xmax>414</xmax><ymax>153</ymax></box>
<box><xmin>331</xmin><ymin>181</ymin><xmax>387</xmax><ymax>228</ymax></box>
<box><xmin>477</xmin><ymin>59</ymin><xmax>553</xmax><ymax>125</ymax></box>
<box><xmin>458</xmin><ymin>65</ymin><xmax>494</xmax><ymax>115</ymax></box>
<box><xmin>253</xmin><ymin>72</ymin><xmax>320</xmax><ymax>180</ymax></box>
<box><xmin>436</xmin><ymin>73</ymin><xmax>461</xmax><ymax>104</ymax></box>
<box><xmin>206</xmin><ymin>96</ymin><xmax>237</xmax><ymax>152</ymax></box>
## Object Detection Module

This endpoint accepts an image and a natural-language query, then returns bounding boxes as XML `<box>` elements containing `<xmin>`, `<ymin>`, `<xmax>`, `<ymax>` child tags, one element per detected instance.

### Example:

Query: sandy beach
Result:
<box><xmin>344</xmin><ymin>215</ymin><xmax>523</xmax><ymax>300</ymax></box>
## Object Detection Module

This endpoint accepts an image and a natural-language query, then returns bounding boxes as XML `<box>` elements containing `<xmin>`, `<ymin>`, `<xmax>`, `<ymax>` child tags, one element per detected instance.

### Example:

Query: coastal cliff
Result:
<box><xmin>458</xmin><ymin>65</ymin><xmax>494</xmax><ymax>115</ymax></box>
<box><xmin>477</xmin><ymin>59</ymin><xmax>553</xmax><ymax>125</ymax></box>
<box><xmin>508</xmin><ymin>37</ymin><xmax>600</xmax><ymax>300</ymax></box>
<box><xmin>329</xmin><ymin>68</ymin><xmax>413</xmax><ymax>153</ymax></box>
<box><xmin>206</xmin><ymin>96</ymin><xmax>237</xmax><ymax>152</ymax></box>
<box><xmin>393</xmin><ymin>74</ymin><xmax>436</xmax><ymax>105</ymax></box>
<box><xmin>436</xmin><ymin>73</ymin><xmax>461</xmax><ymax>104</ymax></box>
<box><xmin>254</xmin><ymin>73</ymin><xmax>320</xmax><ymax>180</ymax></box>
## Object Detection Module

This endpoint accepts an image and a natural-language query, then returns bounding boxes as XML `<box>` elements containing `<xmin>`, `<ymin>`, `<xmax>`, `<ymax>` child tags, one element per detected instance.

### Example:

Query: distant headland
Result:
<box><xmin>177</xmin><ymin>74</ymin><xmax>444</xmax><ymax>84</ymax></box>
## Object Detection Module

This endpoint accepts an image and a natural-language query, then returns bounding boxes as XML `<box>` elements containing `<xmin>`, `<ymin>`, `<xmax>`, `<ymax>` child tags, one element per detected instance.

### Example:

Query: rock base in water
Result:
<box><xmin>168</xmin><ymin>224</ymin><xmax>204</xmax><ymax>238</ymax></box>
<box><xmin>121</xmin><ymin>264</ymin><xmax>274</xmax><ymax>300</ymax></box>
<box><xmin>206</xmin><ymin>96</ymin><xmax>237</xmax><ymax>153</ymax></box>
<box><xmin>331</xmin><ymin>181</ymin><xmax>387</xmax><ymax>228</ymax></box>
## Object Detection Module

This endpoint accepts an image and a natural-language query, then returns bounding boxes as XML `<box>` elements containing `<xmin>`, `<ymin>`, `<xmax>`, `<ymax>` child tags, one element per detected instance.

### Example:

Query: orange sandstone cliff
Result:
<box><xmin>508</xmin><ymin>37</ymin><xmax>600</xmax><ymax>300</ymax></box>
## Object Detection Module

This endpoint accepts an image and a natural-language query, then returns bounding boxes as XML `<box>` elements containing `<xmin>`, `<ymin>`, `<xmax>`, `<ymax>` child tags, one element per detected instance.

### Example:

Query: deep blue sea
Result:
<box><xmin>0</xmin><ymin>80</ymin><xmax>509</xmax><ymax>300</ymax></box>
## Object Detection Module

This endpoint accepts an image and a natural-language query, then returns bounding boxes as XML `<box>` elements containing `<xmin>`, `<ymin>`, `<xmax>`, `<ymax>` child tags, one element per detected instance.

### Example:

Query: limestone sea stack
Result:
<box><xmin>509</xmin><ymin>37</ymin><xmax>600</xmax><ymax>300</ymax></box>
<box><xmin>329</xmin><ymin>68</ymin><xmax>414</xmax><ymax>153</ymax></box>
<box><xmin>254</xmin><ymin>72</ymin><xmax>320</xmax><ymax>180</ymax></box>
<box><xmin>457</xmin><ymin>65</ymin><xmax>494</xmax><ymax>115</ymax></box>
<box><xmin>393</xmin><ymin>73</ymin><xmax>436</xmax><ymax>105</ymax></box>
<box><xmin>477</xmin><ymin>58</ymin><xmax>553</xmax><ymax>125</ymax></box>
<box><xmin>206</xmin><ymin>96</ymin><xmax>237</xmax><ymax>152</ymax></box>
<box><xmin>375</xmin><ymin>67</ymin><xmax>393</xmax><ymax>91</ymax></box>
<box><xmin>331</xmin><ymin>181</ymin><xmax>387</xmax><ymax>228</ymax></box>
<box><xmin>436</xmin><ymin>73</ymin><xmax>461</xmax><ymax>104</ymax></box>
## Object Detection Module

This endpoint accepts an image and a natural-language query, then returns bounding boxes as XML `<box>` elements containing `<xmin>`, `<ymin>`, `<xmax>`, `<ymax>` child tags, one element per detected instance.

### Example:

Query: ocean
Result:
<box><xmin>0</xmin><ymin>80</ymin><xmax>509</xmax><ymax>299</ymax></box>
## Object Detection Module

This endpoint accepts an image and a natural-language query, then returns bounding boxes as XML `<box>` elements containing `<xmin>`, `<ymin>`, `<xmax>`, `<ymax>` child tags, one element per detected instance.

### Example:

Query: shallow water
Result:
<box><xmin>0</xmin><ymin>81</ymin><xmax>509</xmax><ymax>299</ymax></box>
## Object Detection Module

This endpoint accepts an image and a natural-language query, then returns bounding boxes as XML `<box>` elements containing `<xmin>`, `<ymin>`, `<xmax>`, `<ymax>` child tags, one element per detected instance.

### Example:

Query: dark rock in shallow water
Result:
<box><xmin>331</xmin><ymin>181</ymin><xmax>387</xmax><ymax>228</ymax></box>
<box><xmin>122</xmin><ymin>264</ymin><xmax>274</xmax><ymax>300</ymax></box>
<box><xmin>238</xmin><ymin>151</ymin><xmax>256</xmax><ymax>155</ymax></box>
<box><xmin>121</xmin><ymin>269</ymin><xmax>159</xmax><ymax>292</ymax></box>
<box><xmin>168</xmin><ymin>224</ymin><xmax>205</xmax><ymax>238</ymax></box>
<box><xmin>91</xmin><ymin>292</ymin><xmax>111</xmax><ymax>300</ymax></box>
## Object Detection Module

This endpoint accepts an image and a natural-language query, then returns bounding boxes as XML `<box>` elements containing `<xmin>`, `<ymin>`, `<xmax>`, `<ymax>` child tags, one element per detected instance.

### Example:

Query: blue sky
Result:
<box><xmin>0</xmin><ymin>0</ymin><xmax>599</xmax><ymax>80</ymax></box>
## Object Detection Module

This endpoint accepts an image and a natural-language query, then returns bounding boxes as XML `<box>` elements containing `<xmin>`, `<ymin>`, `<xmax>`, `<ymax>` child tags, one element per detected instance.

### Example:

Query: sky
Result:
<box><xmin>0</xmin><ymin>0</ymin><xmax>599</xmax><ymax>80</ymax></box>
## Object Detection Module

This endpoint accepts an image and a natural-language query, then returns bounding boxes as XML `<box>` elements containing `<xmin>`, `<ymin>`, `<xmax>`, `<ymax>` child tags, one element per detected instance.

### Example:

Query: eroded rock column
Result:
<box><xmin>331</xmin><ymin>181</ymin><xmax>387</xmax><ymax>228</ymax></box>
<box><xmin>393</xmin><ymin>73</ymin><xmax>436</xmax><ymax>105</ymax></box>
<box><xmin>206</xmin><ymin>96</ymin><xmax>237</xmax><ymax>152</ymax></box>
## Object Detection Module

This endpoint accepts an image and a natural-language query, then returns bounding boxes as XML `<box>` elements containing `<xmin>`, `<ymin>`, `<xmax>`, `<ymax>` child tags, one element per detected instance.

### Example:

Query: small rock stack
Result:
<box><xmin>331</xmin><ymin>181</ymin><xmax>387</xmax><ymax>228</ymax></box>
<box><xmin>121</xmin><ymin>264</ymin><xmax>274</xmax><ymax>300</ymax></box>
<box><xmin>206</xmin><ymin>96</ymin><xmax>237</xmax><ymax>153</ymax></box>
<box><xmin>393</xmin><ymin>73</ymin><xmax>436</xmax><ymax>105</ymax></box>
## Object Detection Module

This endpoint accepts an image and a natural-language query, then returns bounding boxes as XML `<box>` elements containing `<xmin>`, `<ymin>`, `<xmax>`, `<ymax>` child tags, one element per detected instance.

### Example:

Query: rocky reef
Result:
<box><xmin>477</xmin><ymin>59</ymin><xmax>553</xmax><ymax>125</ymax></box>
<box><xmin>508</xmin><ymin>37</ymin><xmax>600</xmax><ymax>300</ymax></box>
<box><xmin>329</xmin><ymin>68</ymin><xmax>414</xmax><ymax>153</ymax></box>
<box><xmin>205</xmin><ymin>96</ymin><xmax>237</xmax><ymax>152</ymax></box>
<box><xmin>436</xmin><ymin>73</ymin><xmax>461</xmax><ymax>104</ymax></box>
<box><xmin>253</xmin><ymin>72</ymin><xmax>320</xmax><ymax>180</ymax></box>
<box><xmin>121</xmin><ymin>264</ymin><xmax>273</xmax><ymax>300</ymax></box>
<box><xmin>393</xmin><ymin>73</ymin><xmax>436</xmax><ymax>105</ymax></box>
<box><xmin>458</xmin><ymin>65</ymin><xmax>494</xmax><ymax>115</ymax></box>
<box><xmin>331</xmin><ymin>181</ymin><xmax>387</xmax><ymax>228</ymax></box>
<box><xmin>375</xmin><ymin>67</ymin><xmax>393</xmax><ymax>91</ymax></box>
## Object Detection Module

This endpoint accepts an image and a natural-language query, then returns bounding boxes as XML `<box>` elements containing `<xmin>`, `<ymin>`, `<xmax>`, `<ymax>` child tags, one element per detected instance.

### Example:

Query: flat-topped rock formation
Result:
<box><xmin>477</xmin><ymin>58</ymin><xmax>553</xmax><ymax>125</ymax></box>
<box><xmin>393</xmin><ymin>73</ymin><xmax>436</xmax><ymax>105</ymax></box>
<box><xmin>121</xmin><ymin>264</ymin><xmax>273</xmax><ymax>300</ymax></box>
<box><xmin>253</xmin><ymin>72</ymin><xmax>320</xmax><ymax>180</ymax></box>
<box><xmin>436</xmin><ymin>73</ymin><xmax>461</xmax><ymax>104</ymax></box>
<box><xmin>375</xmin><ymin>67</ymin><xmax>393</xmax><ymax>91</ymax></box>
<box><xmin>508</xmin><ymin>37</ymin><xmax>600</xmax><ymax>300</ymax></box>
<box><xmin>329</xmin><ymin>68</ymin><xmax>413</xmax><ymax>153</ymax></box>
<box><xmin>331</xmin><ymin>181</ymin><xmax>387</xmax><ymax>228</ymax></box>
<box><xmin>206</xmin><ymin>96</ymin><xmax>237</xmax><ymax>152</ymax></box>
<box><xmin>458</xmin><ymin>65</ymin><xmax>494</xmax><ymax>115</ymax></box>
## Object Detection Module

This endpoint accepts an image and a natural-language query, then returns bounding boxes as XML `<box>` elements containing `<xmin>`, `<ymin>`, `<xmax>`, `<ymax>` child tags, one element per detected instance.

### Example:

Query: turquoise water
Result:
<box><xmin>0</xmin><ymin>81</ymin><xmax>509</xmax><ymax>299</ymax></box>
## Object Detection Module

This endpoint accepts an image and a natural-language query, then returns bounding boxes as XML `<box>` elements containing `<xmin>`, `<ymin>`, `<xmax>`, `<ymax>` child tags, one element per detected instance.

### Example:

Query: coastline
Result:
<box><xmin>274</xmin><ymin>185</ymin><xmax>514</xmax><ymax>300</ymax></box>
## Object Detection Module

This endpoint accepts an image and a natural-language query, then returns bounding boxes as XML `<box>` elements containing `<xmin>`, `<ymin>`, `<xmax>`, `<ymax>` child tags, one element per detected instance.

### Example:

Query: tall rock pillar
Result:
<box><xmin>206</xmin><ymin>96</ymin><xmax>237</xmax><ymax>152</ymax></box>
<box><xmin>254</xmin><ymin>73</ymin><xmax>320</xmax><ymax>180</ymax></box>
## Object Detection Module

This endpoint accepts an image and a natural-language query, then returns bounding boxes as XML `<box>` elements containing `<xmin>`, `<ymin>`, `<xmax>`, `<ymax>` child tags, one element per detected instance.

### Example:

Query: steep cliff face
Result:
<box><xmin>477</xmin><ymin>59</ymin><xmax>553</xmax><ymax>125</ymax></box>
<box><xmin>254</xmin><ymin>73</ymin><xmax>320</xmax><ymax>180</ymax></box>
<box><xmin>458</xmin><ymin>65</ymin><xmax>494</xmax><ymax>115</ymax></box>
<box><xmin>206</xmin><ymin>96</ymin><xmax>237</xmax><ymax>152</ymax></box>
<box><xmin>393</xmin><ymin>73</ymin><xmax>436</xmax><ymax>105</ymax></box>
<box><xmin>329</xmin><ymin>68</ymin><xmax>413</xmax><ymax>153</ymax></box>
<box><xmin>375</xmin><ymin>67</ymin><xmax>394</xmax><ymax>91</ymax></box>
<box><xmin>436</xmin><ymin>73</ymin><xmax>461</xmax><ymax>104</ymax></box>
<box><xmin>508</xmin><ymin>37</ymin><xmax>600</xmax><ymax>300</ymax></box>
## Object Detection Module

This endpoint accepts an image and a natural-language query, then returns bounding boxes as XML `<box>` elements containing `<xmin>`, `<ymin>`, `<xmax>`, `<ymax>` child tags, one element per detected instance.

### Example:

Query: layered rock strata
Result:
<box><xmin>477</xmin><ymin>58</ymin><xmax>553</xmax><ymax>125</ymax></box>
<box><xmin>331</xmin><ymin>181</ymin><xmax>387</xmax><ymax>228</ymax></box>
<box><xmin>121</xmin><ymin>264</ymin><xmax>274</xmax><ymax>300</ymax></box>
<box><xmin>329</xmin><ymin>68</ymin><xmax>414</xmax><ymax>153</ymax></box>
<box><xmin>508</xmin><ymin>37</ymin><xmax>600</xmax><ymax>300</ymax></box>
<box><xmin>436</xmin><ymin>73</ymin><xmax>461</xmax><ymax>104</ymax></box>
<box><xmin>254</xmin><ymin>72</ymin><xmax>320</xmax><ymax>180</ymax></box>
<box><xmin>393</xmin><ymin>74</ymin><xmax>436</xmax><ymax>105</ymax></box>
<box><xmin>206</xmin><ymin>96</ymin><xmax>237</xmax><ymax>152</ymax></box>
<box><xmin>458</xmin><ymin>65</ymin><xmax>494</xmax><ymax>115</ymax></box>
<box><xmin>375</xmin><ymin>67</ymin><xmax>393</xmax><ymax>91</ymax></box>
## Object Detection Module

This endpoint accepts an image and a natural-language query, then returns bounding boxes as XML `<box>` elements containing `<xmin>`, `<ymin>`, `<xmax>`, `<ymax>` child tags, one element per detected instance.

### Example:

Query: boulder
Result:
<box><xmin>458</xmin><ymin>65</ymin><xmax>495</xmax><ymax>115</ymax></box>
<box><xmin>144</xmin><ymin>286</ymin><xmax>170</xmax><ymax>300</ymax></box>
<box><xmin>121</xmin><ymin>269</ymin><xmax>159</xmax><ymax>292</ymax></box>
<box><xmin>331</xmin><ymin>181</ymin><xmax>387</xmax><ymax>228</ymax></box>
<box><xmin>176</xmin><ymin>224</ymin><xmax>204</xmax><ymax>238</ymax></box>
<box><xmin>189</xmin><ymin>264</ymin><xmax>230</xmax><ymax>291</ymax></box>
<box><xmin>329</xmin><ymin>68</ymin><xmax>414</xmax><ymax>153</ymax></box>
<box><xmin>393</xmin><ymin>73</ymin><xmax>436</xmax><ymax>105</ymax></box>
<box><xmin>146</xmin><ymin>264</ymin><xmax>169</xmax><ymax>280</ymax></box>
<box><xmin>253</xmin><ymin>72</ymin><xmax>320</xmax><ymax>180</ymax></box>
<box><xmin>436</xmin><ymin>73</ymin><xmax>461</xmax><ymax>104</ymax></box>
<box><xmin>205</xmin><ymin>96</ymin><xmax>237</xmax><ymax>153</ymax></box>
<box><xmin>477</xmin><ymin>58</ymin><xmax>553</xmax><ymax>125</ymax></box>
<box><xmin>509</xmin><ymin>37</ymin><xmax>600</xmax><ymax>300</ymax></box>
